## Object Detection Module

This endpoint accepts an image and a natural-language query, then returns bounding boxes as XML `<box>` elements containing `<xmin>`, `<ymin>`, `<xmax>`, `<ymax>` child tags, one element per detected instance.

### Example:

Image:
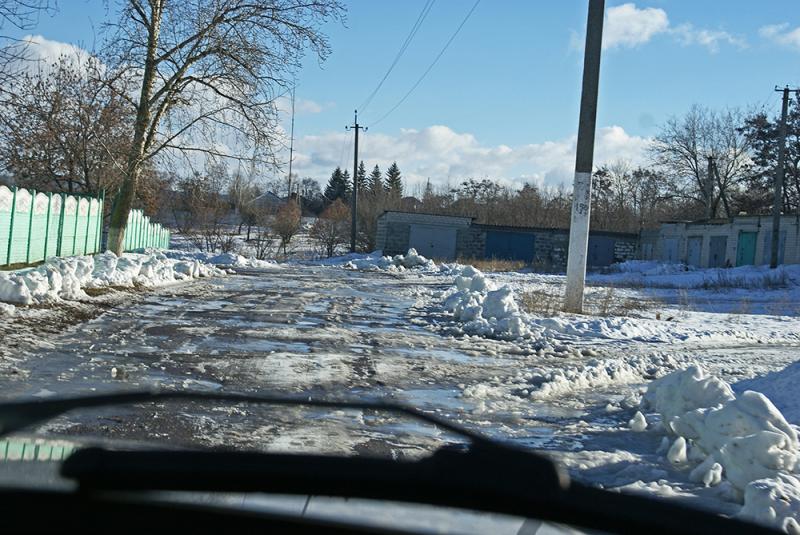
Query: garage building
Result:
<box><xmin>376</xmin><ymin>211</ymin><xmax>637</xmax><ymax>270</ymax></box>
<box><xmin>639</xmin><ymin>214</ymin><xmax>800</xmax><ymax>267</ymax></box>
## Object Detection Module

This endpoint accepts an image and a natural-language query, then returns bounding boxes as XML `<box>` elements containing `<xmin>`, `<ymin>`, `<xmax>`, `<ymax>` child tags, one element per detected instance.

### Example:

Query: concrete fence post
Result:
<box><xmin>43</xmin><ymin>192</ymin><xmax>53</xmax><ymax>260</ymax></box>
<box><xmin>56</xmin><ymin>193</ymin><xmax>66</xmax><ymax>257</ymax></box>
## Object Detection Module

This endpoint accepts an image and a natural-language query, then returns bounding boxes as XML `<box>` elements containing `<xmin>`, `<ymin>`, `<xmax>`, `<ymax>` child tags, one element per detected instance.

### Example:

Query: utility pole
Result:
<box><xmin>346</xmin><ymin>110</ymin><xmax>367</xmax><ymax>253</ymax></box>
<box><xmin>287</xmin><ymin>84</ymin><xmax>296</xmax><ymax>200</ymax></box>
<box><xmin>564</xmin><ymin>0</ymin><xmax>605</xmax><ymax>313</ymax></box>
<box><xmin>771</xmin><ymin>86</ymin><xmax>799</xmax><ymax>268</ymax></box>
<box><xmin>705</xmin><ymin>155</ymin><xmax>715</xmax><ymax>219</ymax></box>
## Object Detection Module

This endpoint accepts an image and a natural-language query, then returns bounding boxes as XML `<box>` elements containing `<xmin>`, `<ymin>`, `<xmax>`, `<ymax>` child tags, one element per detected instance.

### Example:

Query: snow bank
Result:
<box><xmin>0</xmin><ymin>251</ymin><xmax>225</xmax><ymax>309</ymax></box>
<box><xmin>343</xmin><ymin>249</ymin><xmax>437</xmax><ymax>273</ymax></box>
<box><xmin>163</xmin><ymin>250</ymin><xmax>279</xmax><ymax>270</ymax></box>
<box><xmin>735</xmin><ymin>361</ymin><xmax>800</xmax><ymax>425</ymax></box>
<box><xmin>593</xmin><ymin>261</ymin><xmax>800</xmax><ymax>290</ymax></box>
<box><xmin>641</xmin><ymin>365</ymin><xmax>800</xmax><ymax>532</ymax></box>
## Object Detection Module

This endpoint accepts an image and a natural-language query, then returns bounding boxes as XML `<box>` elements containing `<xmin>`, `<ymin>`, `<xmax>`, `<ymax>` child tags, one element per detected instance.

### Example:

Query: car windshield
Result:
<box><xmin>0</xmin><ymin>1</ymin><xmax>799</xmax><ymax>533</ymax></box>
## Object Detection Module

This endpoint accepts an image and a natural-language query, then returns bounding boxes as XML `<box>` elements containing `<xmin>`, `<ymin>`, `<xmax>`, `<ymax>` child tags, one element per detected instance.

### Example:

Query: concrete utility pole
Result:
<box><xmin>287</xmin><ymin>84</ymin><xmax>296</xmax><ymax>199</ymax></box>
<box><xmin>564</xmin><ymin>0</ymin><xmax>605</xmax><ymax>313</ymax></box>
<box><xmin>705</xmin><ymin>155</ymin><xmax>715</xmax><ymax>219</ymax></box>
<box><xmin>346</xmin><ymin>110</ymin><xmax>367</xmax><ymax>253</ymax></box>
<box><xmin>771</xmin><ymin>86</ymin><xmax>799</xmax><ymax>269</ymax></box>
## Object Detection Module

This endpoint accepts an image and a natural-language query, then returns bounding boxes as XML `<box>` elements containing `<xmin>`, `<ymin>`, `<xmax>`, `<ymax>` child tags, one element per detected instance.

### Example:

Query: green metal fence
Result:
<box><xmin>0</xmin><ymin>185</ymin><xmax>170</xmax><ymax>267</ymax></box>
<box><xmin>0</xmin><ymin>186</ymin><xmax>104</xmax><ymax>267</ymax></box>
<box><xmin>122</xmin><ymin>208</ymin><xmax>171</xmax><ymax>251</ymax></box>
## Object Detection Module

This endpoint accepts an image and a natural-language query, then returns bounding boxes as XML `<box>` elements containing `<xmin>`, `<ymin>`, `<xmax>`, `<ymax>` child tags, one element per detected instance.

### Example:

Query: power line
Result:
<box><xmin>369</xmin><ymin>0</ymin><xmax>480</xmax><ymax>127</ymax></box>
<box><xmin>358</xmin><ymin>0</ymin><xmax>436</xmax><ymax>114</ymax></box>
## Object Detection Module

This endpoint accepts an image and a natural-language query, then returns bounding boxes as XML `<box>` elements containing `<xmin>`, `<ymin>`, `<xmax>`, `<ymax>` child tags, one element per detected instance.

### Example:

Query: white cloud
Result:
<box><xmin>760</xmin><ymin>23</ymin><xmax>800</xmax><ymax>51</ymax></box>
<box><xmin>603</xmin><ymin>3</ymin><xmax>669</xmax><ymax>49</ymax></box>
<box><xmin>1</xmin><ymin>34</ymin><xmax>95</xmax><ymax>76</ymax></box>
<box><xmin>671</xmin><ymin>24</ymin><xmax>746</xmax><ymax>53</ymax></box>
<box><xmin>290</xmin><ymin>124</ymin><xmax>651</xmax><ymax>193</ymax></box>
<box><xmin>594</xmin><ymin>3</ymin><xmax>744</xmax><ymax>53</ymax></box>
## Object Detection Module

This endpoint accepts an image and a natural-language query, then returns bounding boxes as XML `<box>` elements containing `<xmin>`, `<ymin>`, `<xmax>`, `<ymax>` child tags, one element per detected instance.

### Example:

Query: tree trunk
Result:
<box><xmin>106</xmin><ymin>3</ymin><xmax>163</xmax><ymax>254</ymax></box>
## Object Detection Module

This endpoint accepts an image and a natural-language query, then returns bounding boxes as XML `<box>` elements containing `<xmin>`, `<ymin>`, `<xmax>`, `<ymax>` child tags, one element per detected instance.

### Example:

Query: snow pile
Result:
<box><xmin>442</xmin><ymin>266</ymin><xmax>531</xmax><ymax>339</ymax></box>
<box><xmin>0</xmin><ymin>251</ymin><xmax>225</xmax><ymax>308</ymax></box>
<box><xmin>592</xmin><ymin>261</ymin><xmax>800</xmax><ymax>290</ymax></box>
<box><xmin>164</xmin><ymin>250</ymin><xmax>278</xmax><ymax>270</ymax></box>
<box><xmin>641</xmin><ymin>365</ymin><xmax>800</xmax><ymax>532</ymax></box>
<box><xmin>523</xmin><ymin>353</ymin><xmax>687</xmax><ymax>400</ymax></box>
<box><xmin>343</xmin><ymin>249</ymin><xmax>437</xmax><ymax>273</ymax></box>
<box><xmin>736</xmin><ymin>361</ymin><xmax>800</xmax><ymax>425</ymax></box>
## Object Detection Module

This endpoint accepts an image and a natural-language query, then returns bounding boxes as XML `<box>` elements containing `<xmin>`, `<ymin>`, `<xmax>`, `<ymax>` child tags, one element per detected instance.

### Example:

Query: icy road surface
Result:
<box><xmin>2</xmin><ymin>263</ymin><xmax>799</xmax><ymax>518</ymax></box>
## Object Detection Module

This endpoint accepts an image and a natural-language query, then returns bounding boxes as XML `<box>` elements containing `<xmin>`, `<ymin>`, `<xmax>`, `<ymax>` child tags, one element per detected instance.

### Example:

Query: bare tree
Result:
<box><xmin>310</xmin><ymin>198</ymin><xmax>349</xmax><ymax>258</ymax></box>
<box><xmin>272</xmin><ymin>200</ymin><xmax>301</xmax><ymax>256</ymax></box>
<box><xmin>0</xmin><ymin>52</ymin><xmax>136</xmax><ymax>195</ymax></box>
<box><xmin>103</xmin><ymin>0</ymin><xmax>344</xmax><ymax>254</ymax></box>
<box><xmin>650</xmin><ymin>105</ymin><xmax>751</xmax><ymax>218</ymax></box>
<box><xmin>0</xmin><ymin>0</ymin><xmax>55</xmax><ymax>81</ymax></box>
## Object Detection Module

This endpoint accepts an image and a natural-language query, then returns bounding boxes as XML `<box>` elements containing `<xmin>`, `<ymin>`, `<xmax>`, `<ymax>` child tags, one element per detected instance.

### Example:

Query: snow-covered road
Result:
<box><xmin>2</xmin><ymin>259</ymin><xmax>800</xmax><ymax>529</ymax></box>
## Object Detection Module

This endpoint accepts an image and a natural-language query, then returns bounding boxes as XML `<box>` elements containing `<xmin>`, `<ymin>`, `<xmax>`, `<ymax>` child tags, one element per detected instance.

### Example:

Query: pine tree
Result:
<box><xmin>368</xmin><ymin>164</ymin><xmax>383</xmax><ymax>195</ymax></box>
<box><xmin>324</xmin><ymin>167</ymin><xmax>348</xmax><ymax>202</ymax></box>
<box><xmin>356</xmin><ymin>161</ymin><xmax>368</xmax><ymax>194</ymax></box>
<box><xmin>341</xmin><ymin>169</ymin><xmax>352</xmax><ymax>199</ymax></box>
<box><xmin>385</xmin><ymin>161</ymin><xmax>403</xmax><ymax>198</ymax></box>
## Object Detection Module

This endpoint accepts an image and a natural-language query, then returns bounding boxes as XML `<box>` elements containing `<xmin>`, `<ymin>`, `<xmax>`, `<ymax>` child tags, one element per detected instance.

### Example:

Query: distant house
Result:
<box><xmin>640</xmin><ymin>214</ymin><xmax>800</xmax><ymax>267</ymax></box>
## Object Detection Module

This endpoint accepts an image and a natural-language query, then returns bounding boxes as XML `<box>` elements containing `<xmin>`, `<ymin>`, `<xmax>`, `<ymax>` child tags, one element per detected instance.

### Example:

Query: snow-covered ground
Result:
<box><xmin>2</xmin><ymin>248</ymin><xmax>800</xmax><ymax>531</ymax></box>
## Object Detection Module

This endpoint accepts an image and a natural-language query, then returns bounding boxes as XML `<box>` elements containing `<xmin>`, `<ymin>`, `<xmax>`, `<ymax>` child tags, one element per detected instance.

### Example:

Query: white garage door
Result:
<box><xmin>408</xmin><ymin>224</ymin><xmax>457</xmax><ymax>260</ymax></box>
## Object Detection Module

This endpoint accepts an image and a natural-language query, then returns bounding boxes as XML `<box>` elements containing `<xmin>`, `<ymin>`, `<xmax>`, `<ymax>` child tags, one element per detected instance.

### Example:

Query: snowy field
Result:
<box><xmin>1</xmin><ymin>248</ymin><xmax>800</xmax><ymax>531</ymax></box>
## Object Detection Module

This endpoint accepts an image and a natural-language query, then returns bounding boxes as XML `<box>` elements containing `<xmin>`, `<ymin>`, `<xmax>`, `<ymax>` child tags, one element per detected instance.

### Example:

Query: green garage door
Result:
<box><xmin>736</xmin><ymin>231</ymin><xmax>757</xmax><ymax>266</ymax></box>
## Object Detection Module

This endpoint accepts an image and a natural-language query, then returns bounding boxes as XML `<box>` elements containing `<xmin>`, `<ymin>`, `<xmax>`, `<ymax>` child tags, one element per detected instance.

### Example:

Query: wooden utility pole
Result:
<box><xmin>771</xmin><ymin>86</ymin><xmax>799</xmax><ymax>268</ymax></box>
<box><xmin>564</xmin><ymin>0</ymin><xmax>605</xmax><ymax>313</ymax></box>
<box><xmin>346</xmin><ymin>110</ymin><xmax>367</xmax><ymax>253</ymax></box>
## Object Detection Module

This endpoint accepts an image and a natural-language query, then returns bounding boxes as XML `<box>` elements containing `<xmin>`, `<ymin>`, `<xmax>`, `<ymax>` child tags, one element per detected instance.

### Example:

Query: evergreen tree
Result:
<box><xmin>368</xmin><ymin>164</ymin><xmax>383</xmax><ymax>195</ymax></box>
<box><xmin>356</xmin><ymin>160</ymin><xmax>369</xmax><ymax>193</ymax></box>
<box><xmin>385</xmin><ymin>161</ymin><xmax>403</xmax><ymax>198</ymax></box>
<box><xmin>341</xmin><ymin>169</ymin><xmax>352</xmax><ymax>198</ymax></box>
<box><xmin>324</xmin><ymin>167</ymin><xmax>348</xmax><ymax>202</ymax></box>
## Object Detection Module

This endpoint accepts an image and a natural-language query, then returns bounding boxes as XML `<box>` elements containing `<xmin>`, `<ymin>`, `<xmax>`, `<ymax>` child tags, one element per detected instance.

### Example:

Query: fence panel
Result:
<box><xmin>27</xmin><ymin>192</ymin><xmax>50</xmax><ymax>264</ymax></box>
<box><xmin>8</xmin><ymin>188</ymin><xmax>32</xmax><ymax>264</ymax></box>
<box><xmin>61</xmin><ymin>195</ymin><xmax>79</xmax><ymax>257</ymax></box>
<box><xmin>0</xmin><ymin>186</ymin><xmax>12</xmax><ymax>265</ymax></box>
<box><xmin>45</xmin><ymin>194</ymin><xmax>61</xmax><ymax>260</ymax></box>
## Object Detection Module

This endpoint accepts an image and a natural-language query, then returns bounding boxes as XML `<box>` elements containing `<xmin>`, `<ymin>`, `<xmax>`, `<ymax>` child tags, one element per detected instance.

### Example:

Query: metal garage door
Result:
<box><xmin>485</xmin><ymin>231</ymin><xmax>535</xmax><ymax>262</ymax></box>
<box><xmin>708</xmin><ymin>236</ymin><xmax>727</xmax><ymax>268</ymax></box>
<box><xmin>686</xmin><ymin>236</ymin><xmax>703</xmax><ymax>267</ymax></box>
<box><xmin>408</xmin><ymin>224</ymin><xmax>457</xmax><ymax>260</ymax></box>
<box><xmin>663</xmin><ymin>238</ymin><xmax>679</xmax><ymax>263</ymax></box>
<box><xmin>587</xmin><ymin>235</ymin><xmax>616</xmax><ymax>267</ymax></box>
<box><xmin>736</xmin><ymin>231</ymin><xmax>757</xmax><ymax>266</ymax></box>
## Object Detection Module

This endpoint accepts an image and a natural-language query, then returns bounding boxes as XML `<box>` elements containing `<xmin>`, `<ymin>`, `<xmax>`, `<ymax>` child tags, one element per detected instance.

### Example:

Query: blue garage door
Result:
<box><xmin>485</xmin><ymin>231</ymin><xmax>535</xmax><ymax>262</ymax></box>
<box><xmin>587</xmin><ymin>235</ymin><xmax>616</xmax><ymax>267</ymax></box>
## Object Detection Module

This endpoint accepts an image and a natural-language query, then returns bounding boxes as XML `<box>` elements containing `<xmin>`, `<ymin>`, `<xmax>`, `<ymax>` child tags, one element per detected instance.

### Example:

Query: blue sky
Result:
<box><xmin>5</xmin><ymin>1</ymin><xmax>800</xmax><ymax>190</ymax></box>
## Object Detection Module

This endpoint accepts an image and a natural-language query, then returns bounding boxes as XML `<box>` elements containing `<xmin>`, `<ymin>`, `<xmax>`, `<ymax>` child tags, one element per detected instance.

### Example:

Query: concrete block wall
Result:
<box><xmin>532</xmin><ymin>231</ymin><xmax>569</xmax><ymax>271</ymax></box>
<box><xmin>613</xmin><ymin>239</ymin><xmax>637</xmax><ymax>262</ymax></box>
<box><xmin>455</xmin><ymin>226</ymin><xmax>485</xmax><ymax>259</ymax></box>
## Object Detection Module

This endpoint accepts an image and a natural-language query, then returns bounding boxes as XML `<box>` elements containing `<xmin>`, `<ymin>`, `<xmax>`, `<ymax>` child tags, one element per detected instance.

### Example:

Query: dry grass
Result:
<box><xmin>458</xmin><ymin>257</ymin><xmax>526</xmax><ymax>272</ymax></box>
<box><xmin>519</xmin><ymin>286</ymin><xmax>658</xmax><ymax>317</ymax></box>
